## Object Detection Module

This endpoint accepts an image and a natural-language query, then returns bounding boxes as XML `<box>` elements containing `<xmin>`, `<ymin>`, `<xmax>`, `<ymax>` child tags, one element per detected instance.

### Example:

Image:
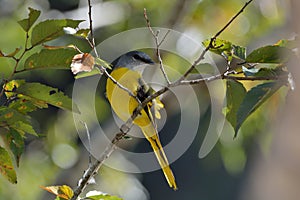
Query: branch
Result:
<box><xmin>71</xmin><ymin>133</ymin><xmax>123</xmax><ymax>199</ymax></box>
<box><xmin>0</xmin><ymin>27</ymin><xmax>32</xmax><ymax>99</ymax></box>
<box><xmin>176</xmin><ymin>0</ymin><xmax>254</xmax><ymax>82</ymax></box>
<box><xmin>71</xmin><ymin>1</ymin><xmax>255</xmax><ymax>199</ymax></box>
<box><xmin>214</xmin><ymin>0</ymin><xmax>253</xmax><ymax>39</ymax></box>
<box><xmin>87</xmin><ymin>0</ymin><xmax>99</xmax><ymax>58</ymax></box>
<box><xmin>97</xmin><ymin>65</ymin><xmax>141</xmax><ymax>104</ymax></box>
<box><xmin>144</xmin><ymin>8</ymin><xmax>171</xmax><ymax>85</ymax></box>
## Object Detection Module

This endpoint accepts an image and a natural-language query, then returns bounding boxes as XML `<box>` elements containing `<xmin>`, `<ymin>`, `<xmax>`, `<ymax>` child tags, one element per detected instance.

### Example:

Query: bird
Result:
<box><xmin>105</xmin><ymin>50</ymin><xmax>177</xmax><ymax>190</ymax></box>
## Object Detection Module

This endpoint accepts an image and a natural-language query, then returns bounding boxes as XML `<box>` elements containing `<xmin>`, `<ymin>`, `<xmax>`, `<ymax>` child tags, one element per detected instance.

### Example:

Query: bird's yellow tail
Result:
<box><xmin>141</xmin><ymin>125</ymin><xmax>178</xmax><ymax>190</ymax></box>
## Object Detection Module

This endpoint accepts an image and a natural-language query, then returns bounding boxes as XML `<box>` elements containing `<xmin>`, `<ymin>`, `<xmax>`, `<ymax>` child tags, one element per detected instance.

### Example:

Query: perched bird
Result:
<box><xmin>106</xmin><ymin>51</ymin><xmax>177</xmax><ymax>190</ymax></box>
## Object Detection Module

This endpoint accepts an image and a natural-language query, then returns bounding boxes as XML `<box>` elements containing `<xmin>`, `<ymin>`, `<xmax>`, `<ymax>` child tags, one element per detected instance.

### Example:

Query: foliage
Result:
<box><xmin>0</xmin><ymin>2</ymin><xmax>296</xmax><ymax>200</ymax></box>
<box><xmin>0</xmin><ymin>7</ymin><xmax>84</xmax><ymax>184</ymax></box>
<box><xmin>202</xmin><ymin>37</ymin><xmax>294</xmax><ymax>136</ymax></box>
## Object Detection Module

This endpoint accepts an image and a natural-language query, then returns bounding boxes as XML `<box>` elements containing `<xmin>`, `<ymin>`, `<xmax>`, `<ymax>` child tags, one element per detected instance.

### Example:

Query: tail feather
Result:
<box><xmin>141</xmin><ymin>126</ymin><xmax>178</xmax><ymax>190</ymax></box>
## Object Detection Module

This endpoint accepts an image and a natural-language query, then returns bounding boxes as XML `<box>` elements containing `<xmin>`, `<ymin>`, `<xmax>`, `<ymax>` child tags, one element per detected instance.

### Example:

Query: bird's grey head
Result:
<box><xmin>111</xmin><ymin>51</ymin><xmax>155</xmax><ymax>69</ymax></box>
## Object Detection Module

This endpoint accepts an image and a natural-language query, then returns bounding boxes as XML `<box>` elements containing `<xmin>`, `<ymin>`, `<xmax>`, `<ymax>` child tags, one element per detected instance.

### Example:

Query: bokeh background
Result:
<box><xmin>0</xmin><ymin>0</ymin><xmax>299</xmax><ymax>199</ymax></box>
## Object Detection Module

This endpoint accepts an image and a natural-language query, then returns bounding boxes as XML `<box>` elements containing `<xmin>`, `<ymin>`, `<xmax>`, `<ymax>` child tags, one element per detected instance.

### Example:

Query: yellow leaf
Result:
<box><xmin>40</xmin><ymin>185</ymin><xmax>74</xmax><ymax>200</ymax></box>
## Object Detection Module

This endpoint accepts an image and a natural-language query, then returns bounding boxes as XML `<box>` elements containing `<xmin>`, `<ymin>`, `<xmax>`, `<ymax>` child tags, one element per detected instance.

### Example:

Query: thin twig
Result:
<box><xmin>81</xmin><ymin>121</ymin><xmax>93</xmax><ymax>166</ymax></box>
<box><xmin>71</xmin><ymin>135</ymin><xmax>120</xmax><ymax>199</ymax></box>
<box><xmin>177</xmin><ymin>0</ymin><xmax>254</xmax><ymax>82</ymax></box>
<box><xmin>87</xmin><ymin>1</ymin><xmax>138</xmax><ymax>104</ymax></box>
<box><xmin>71</xmin><ymin>1</ymin><xmax>255</xmax><ymax>199</ymax></box>
<box><xmin>144</xmin><ymin>8</ymin><xmax>171</xmax><ymax>85</ymax></box>
<box><xmin>158</xmin><ymin>30</ymin><xmax>171</xmax><ymax>47</ymax></box>
<box><xmin>214</xmin><ymin>0</ymin><xmax>253</xmax><ymax>39</ymax></box>
<box><xmin>0</xmin><ymin>29</ymin><xmax>31</xmax><ymax>99</ymax></box>
<box><xmin>97</xmin><ymin>65</ymin><xmax>141</xmax><ymax>104</ymax></box>
<box><xmin>87</xmin><ymin>0</ymin><xmax>99</xmax><ymax>58</ymax></box>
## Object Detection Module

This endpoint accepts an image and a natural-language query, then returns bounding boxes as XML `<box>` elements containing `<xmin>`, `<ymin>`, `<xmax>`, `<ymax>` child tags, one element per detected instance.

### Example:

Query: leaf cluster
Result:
<box><xmin>0</xmin><ymin>7</ymin><xmax>86</xmax><ymax>184</ymax></box>
<box><xmin>203</xmin><ymin>38</ymin><xmax>295</xmax><ymax>137</ymax></box>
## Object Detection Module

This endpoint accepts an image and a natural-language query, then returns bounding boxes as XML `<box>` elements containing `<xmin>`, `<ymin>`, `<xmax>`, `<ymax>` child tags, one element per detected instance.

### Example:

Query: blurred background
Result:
<box><xmin>0</xmin><ymin>0</ymin><xmax>299</xmax><ymax>199</ymax></box>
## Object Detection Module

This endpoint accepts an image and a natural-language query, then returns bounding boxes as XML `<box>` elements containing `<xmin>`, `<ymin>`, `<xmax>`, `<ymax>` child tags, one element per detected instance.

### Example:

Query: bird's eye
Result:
<box><xmin>133</xmin><ymin>54</ymin><xmax>141</xmax><ymax>60</ymax></box>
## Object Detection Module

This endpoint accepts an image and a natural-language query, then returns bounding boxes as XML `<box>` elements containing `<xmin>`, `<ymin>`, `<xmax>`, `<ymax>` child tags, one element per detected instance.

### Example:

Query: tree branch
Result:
<box><xmin>176</xmin><ymin>0</ymin><xmax>254</xmax><ymax>82</ymax></box>
<box><xmin>71</xmin><ymin>1</ymin><xmax>256</xmax><ymax>199</ymax></box>
<box><xmin>87</xmin><ymin>0</ymin><xmax>99</xmax><ymax>58</ymax></box>
<box><xmin>97</xmin><ymin>65</ymin><xmax>141</xmax><ymax>104</ymax></box>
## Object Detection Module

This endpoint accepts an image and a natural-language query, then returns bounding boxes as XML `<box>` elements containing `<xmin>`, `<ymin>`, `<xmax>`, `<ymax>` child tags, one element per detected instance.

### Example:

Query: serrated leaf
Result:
<box><xmin>8</xmin><ymin>99</ymin><xmax>38</xmax><ymax>114</ymax></box>
<box><xmin>0</xmin><ymin>106</ymin><xmax>30</xmax><ymax>125</ymax></box>
<box><xmin>24</xmin><ymin>48</ymin><xmax>79</xmax><ymax>70</ymax></box>
<box><xmin>41</xmin><ymin>185</ymin><xmax>73</xmax><ymax>200</ymax></box>
<box><xmin>7</xmin><ymin>128</ymin><xmax>24</xmax><ymax>167</ymax></box>
<box><xmin>85</xmin><ymin>194</ymin><xmax>123</xmax><ymax>200</ymax></box>
<box><xmin>10</xmin><ymin>121</ymin><xmax>38</xmax><ymax>136</ymax></box>
<box><xmin>18</xmin><ymin>7</ymin><xmax>41</xmax><ymax>32</ymax></box>
<box><xmin>4</xmin><ymin>80</ymin><xmax>47</xmax><ymax>109</ymax></box>
<box><xmin>225</xmin><ymin>80</ymin><xmax>247</xmax><ymax>130</ymax></box>
<box><xmin>31</xmin><ymin>19</ymin><xmax>84</xmax><ymax>46</ymax></box>
<box><xmin>0</xmin><ymin>146</ymin><xmax>17</xmax><ymax>183</ymax></box>
<box><xmin>5</xmin><ymin>81</ymin><xmax>80</xmax><ymax>113</ymax></box>
<box><xmin>235</xmin><ymin>82</ymin><xmax>284</xmax><ymax>136</ymax></box>
<box><xmin>246</xmin><ymin>45</ymin><xmax>292</xmax><ymax>63</ymax></box>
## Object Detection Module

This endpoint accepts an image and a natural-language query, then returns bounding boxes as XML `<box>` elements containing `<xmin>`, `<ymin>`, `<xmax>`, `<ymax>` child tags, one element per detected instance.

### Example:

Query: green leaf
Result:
<box><xmin>0</xmin><ymin>48</ymin><xmax>21</xmax><ymax>58</ymax></box>
<box><xmin>75</xmin><ymin>67</ymin><xmax>102</xmax><ymax>79</ymax></box>
<box><xmin>275</xmin><ymin>38</ymin><xmax>298</xmax><ymax>49</ymax></box>
<box><xmin>202</xmin><ymin>38</ymin><xmax>246</xmax><ymax>61</ymax></box>
<box><xmin>235</xmin><ymin>82</ymin><xmax>284</xmax><ymax>136</ymax></box>
<box><xmin>0</xmin><ymin>106</ymin><xmax>30</xmax><ymax>125</ymax></box>
<box><xmin>85</xmin><ymin>194</ymin><xmax>123</xmax><ymax>200</ymax></box>
<box><xmin>95</xmin><ymin>57</ymin><xmax>112</xmax><ymax>70</ymax></box>
<box><xmin>7</xmin><ymin>128</ymin><xmax>25</xmax><ymax>167</ymax></box>
<box><xmin>242</xmin><ymin>66</ymin><xmax>288</xmax><ymax>78</ymax></box>
<box><xmin>0</xmin><ymin>146</ymin><xmax>17</xmax><ymax>183</ymax></box>
<box><xmin>18</xmin><ymin>7</ymin><xmax>41</xmax><ymax>32</ymax></box>
<box><xmin>4</xmin><ymin>79</ymin><xmax>26</xmax><ymax>98</ymax></box>
<box><xmin>246</xmin><ymin>45</ymin><xmax>292</xmax><ymax>63</ymax></box>
<box><xmin>75</xmin><ymin>29</ymin><xmax>90</xmax><ymax>38</ymax></box>
<box><xmin>24</xmin><ymin>47</ymin><xmax>78</xmax><ymax>70</ymax></box>
<box><xmin>8</xmin><ymin>99</ymin><xmax>38</xmax><ymax>114</ymax></box>
<box><xmin>225</xmin><ymin>80</ymin><xmax>247</xmax><ymax>130</ymax></box>
<box><xmin>232</xmin><ymin>44</ymin><xmax>246</xmax><ymax>60</ymax></box>
<box><xmin>5</xmin><ymin>80</ymin><xmax>80</xmax><ymax>113</ymax></box>
<box><xmin>31</xmin><ymin>19</ymin><xmax>84</xmax><ymax>46</ymax></box>
<box><xmin>254</xmin><ymin>67</ymin><xmax>287</xmax><ymax>77</ymax></box>
<box><xmin>10</xmin><ymin>121</ymin><xmax>38</xmax><ymax>136</ymax></box>
<box><xmin>203</xmin><ymin>38</ymin><xmax>232</xmax><ymax>57</ymax></box>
